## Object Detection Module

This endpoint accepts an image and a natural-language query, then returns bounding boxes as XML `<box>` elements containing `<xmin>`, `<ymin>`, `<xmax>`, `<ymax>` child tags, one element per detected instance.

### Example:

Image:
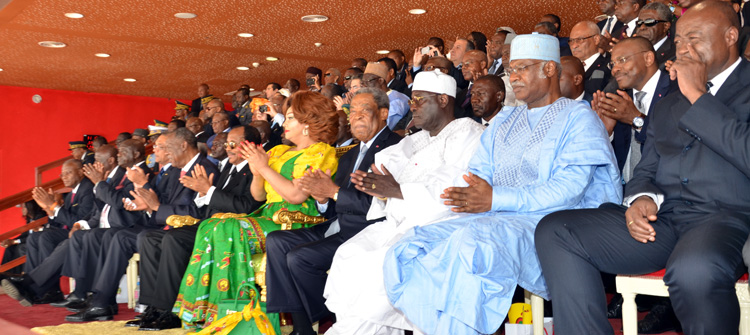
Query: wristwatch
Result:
<box><xmin>632</xmin><ymin>115</ymin><xmax>645</xmax><ymax>129</ymax></box>
<box><xmin>332</xmin><ymin>190</ymin><xmax>339</xmax><ymax>202</ymax></box>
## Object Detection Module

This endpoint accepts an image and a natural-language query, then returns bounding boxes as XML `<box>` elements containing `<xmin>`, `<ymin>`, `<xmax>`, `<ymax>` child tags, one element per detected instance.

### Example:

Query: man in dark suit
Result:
<box><xmin>190</xmin><ymin>83</ymin><xmax>210</xmax><ymax>118</ymax></box>
<box><xmin>598</xmin><ymin>0</ymin><xmax>624</xmax><ymax>37</ymax></box>
<box><xmin>455</xmin><ymin>50</ymin><xmax>488</xmax><ymax>120</ymax></box>
<box><xmin>70</xmin><ymin>141</ymin><xmax>95</xmax><ymax>165</ymax></box>
<box><xmin>265</xmin><ymin>88</ymin><xmax>402</xmax><ymax>335</ymax></box>
<box><xmin>536</xmin><ymin>3</ymin><xmax>750</xmax><ymax>334</ymax></box>
<box><xmin>487</xmin><ymin>29</ymin><xmax>511</xmax><ymax>76</ymax></box>
<box><xmin>66</xmin><ymin>128</ymin><xmax>218</xmax><ymax>322</ymax></box>
<box><xmin>130</xmin><ymin>125</ymin><xmax>263</xmax><ymax>330</ymax></box>
<box><xmin>612</xmin><ymin>0</ymin><xmax>646</xmax><ymax>40</ymax></box>
<box><xmin>3</xmin><ymin>159</ymin><xmax>95</xmax><ymax>305</ymax></box>
<box><xmin>636</xmin><ymin>2</ymin><xmax>675</xmax><ymax>69</ymax></box>
<box><xmin>250</xmin><ymin>120</ymin><xmax>281</xmax><ymax>151</ymax></box>
<box><xmin>571</xmin><ymin>21</ymin><xmax>612</xmax><ymax>100</ymax></box>
<box><xmin>594</xmin><ymin>37</ymin><xmax>676</xmax><ymax>180</ymax></box>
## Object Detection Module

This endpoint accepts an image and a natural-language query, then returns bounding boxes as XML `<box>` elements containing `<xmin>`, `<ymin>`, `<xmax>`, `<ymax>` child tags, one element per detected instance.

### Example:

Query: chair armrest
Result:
<box><xmin>272</xmin><ymin>209</ymin><xmax>326</xmax><ymax>230</ymax></box>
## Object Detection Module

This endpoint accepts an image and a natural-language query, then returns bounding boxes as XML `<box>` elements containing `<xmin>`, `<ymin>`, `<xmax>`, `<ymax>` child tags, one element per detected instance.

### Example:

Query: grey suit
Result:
<box><xmin>536</xmin><ymin>59</ymin><xmax>750</xmax><ymax>335</ymax></box>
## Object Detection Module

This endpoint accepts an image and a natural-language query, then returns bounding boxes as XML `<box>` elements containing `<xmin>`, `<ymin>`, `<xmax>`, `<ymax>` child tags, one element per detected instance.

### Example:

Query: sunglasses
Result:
<box><xmin>223</xmin><ymin>142</ymin><xmax>238</xmax><ymax>149</ymax></box>
<box><xmin>636</xmin><ymin>19</ymin><xmax>669</xmax><ymax>27</ymax></box>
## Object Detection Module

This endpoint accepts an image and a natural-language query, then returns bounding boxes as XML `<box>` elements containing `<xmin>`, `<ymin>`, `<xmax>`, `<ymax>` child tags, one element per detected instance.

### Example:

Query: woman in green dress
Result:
<box><xmin>174</xmin><ymin>91</ymin><xmax>340</xmax><ymax>328</ymax></box>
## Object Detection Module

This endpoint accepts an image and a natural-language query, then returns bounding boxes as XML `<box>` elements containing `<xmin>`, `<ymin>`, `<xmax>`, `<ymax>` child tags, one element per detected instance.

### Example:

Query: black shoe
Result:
<box><xmin>33</xmin><ymin>290</ymin><xmax>64</xmax><ymax>305</ymax></box>
<box><xmin>1</xmin><ymin>278</ymin><xmax>33</xmax><ymax>307</ymax></box>
<box><xmin>50</xmin><ymin>294</ymin><xmax>86</xmax><ymax>308</ymax></box>
<box><xmin>606</xmin><ymin>293</ymin><xmax>623</xmax><ymax>319</ymax></box>
<box><xmin>126</xmin><ymin>306</ymin><xmax>158</xmax><ymax>327</ymax></box>
<box><xmin>638</xmin><ymin>301</ymin><xmax>682</xmax><ymax>334</ymax></box>
<box><xmin>65</xmin><ymin>305</ymin><xmax>116</xmax><ymax>322</ymax></box>
<box><xmin>138</xmin><ymin>310</ymin><xmax>181</xmax><ymax>331</ymax></box>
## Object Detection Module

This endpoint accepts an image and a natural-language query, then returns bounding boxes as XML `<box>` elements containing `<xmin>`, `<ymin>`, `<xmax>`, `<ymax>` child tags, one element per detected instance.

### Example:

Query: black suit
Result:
<box><xmin>536</xmin><ymin>59</ymin><xmax>750</xmax><ymax>334</ymax></box>
<box><xmin>597</xmin><ymin>16</ymin><xmax>624</xmax><ymax>37</ymax></box>
<box><xmin>137</xmin><ymin>162</ymin><xmax>260</xmax><ymax>310</ymax></box>
<box><xmin>25</xmin><ymin>178</ymin><xmax>95</xmax><ymax>273</ymax></box>
<box><xmin>81</xmin><ymin>151</ymin><xmax>95</xmax><ymax>166</ymax></box>
<box><xmin>454</xmin><ymin>85</ymin><xmax>475</xmax><ymax>120</ymax></box>
<box><xmin>488</xmin><ymin>59</ymin><xmax>504</xmax><ymax>76</ymax></box>
<box><xmin>583</xmin><ymin>53</ymin><xmax>612</xmax><ymax>98</ymax></box>
<box><xmin>654</xmin><ymin>38</ymin><xmax>676</xmax><ymax>69</ymax></box>
<box><xmin>265</xmin><ymin>127</ymin><xmax>402</xmax><ymax>322</ymax></box>
<box><xmin>611</xmin><ymin>71</ymin><xmax>677</xmax><ymax>173</ymax></box>
<box><xmin>89</xmin><ymin>154</ymin><xmax>217</xmax><ymax>309</ymax></box>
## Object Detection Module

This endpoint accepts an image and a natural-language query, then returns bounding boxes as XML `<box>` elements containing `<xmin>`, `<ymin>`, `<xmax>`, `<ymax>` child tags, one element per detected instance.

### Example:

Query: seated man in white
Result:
<box><xmin>383</xmin><ymin>34</ymin><xmax>622</xmax><ymax>335</ymax></box>
<box><xmin>323</xmin><ymin>69</ymin><xmax>486</xmax><ymax>335</ymax></box>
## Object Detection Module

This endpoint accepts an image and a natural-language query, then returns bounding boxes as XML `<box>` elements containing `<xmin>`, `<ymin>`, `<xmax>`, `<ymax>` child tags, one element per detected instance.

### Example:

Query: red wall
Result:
<box><xmin>0</xmin><ymin>85</ymin><xmax>182</xmax><ymax>235</ymax></box>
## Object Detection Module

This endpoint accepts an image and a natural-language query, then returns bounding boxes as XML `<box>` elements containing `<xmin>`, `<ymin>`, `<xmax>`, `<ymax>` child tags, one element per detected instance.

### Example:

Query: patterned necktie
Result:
<box><xmin>634</xmin><ymin>91</ymin><xmax>647</xmax><ymax>112</ymax></box>
<box><xmin>156</xmin><ymin>168</ymin><xmax>166</xmax><ymax>185</ymax></box>
<box><xmin>603</xmin><ymin>17</ymin><xmax>613</xmax><ymax>35</ymax></box>
<box><xmin>462</xmin><ymin>85</ymin><xmax>473</xmax><ymax>108</ymax></box>
<box><xmin>489</xmin><ymin>60</ymin><xmax>500</xmax><ymax>75</ymax></box>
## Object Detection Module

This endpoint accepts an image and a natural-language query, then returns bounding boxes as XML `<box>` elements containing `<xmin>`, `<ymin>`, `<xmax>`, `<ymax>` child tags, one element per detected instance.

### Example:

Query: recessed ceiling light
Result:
<box><xmin>95</xmin><ymin>53</ymin><xmax>110</xmax><ymax>58</ymax></box>
<box><xmin>38</xmin><ymin>41</ymin><xmax>67</xmax><ymax>48</ymax></box>
<box><xmin>64</xmin><ymin>13</ymin><xmax>84</xmax><ymax>19</ymax></box>
<box><xmin>236</xmin><ymin>66</ymin><xmax>250</xmax><ymax>71</ymax></box>
<box><xmin>123</xmin><ymin>78</ymin><xmax>136</xmax><ymax>82</ymax></box>
<box><xmin>249</xmin><ymin>88</ymin><xmax>255</xmax><ymax>91</ymax></box>
<box><xmin>266</xmin><ymin>56</ymin><xmax>278</xmax><ymax>61</ymax></box>
<box><xmin>0</xmin><ymin>68</ymin><xmax>3</xmax><ymax>72</ymax></box>
<box><xmin>252</xmin><ymin>62</ymin><xmax>260</xmax><ymax>67</ymax></box>
<box><xmin>237</xmin><ymin>33</ymin><xmax>254</xmax><ymax>38</ymax></box>
<box><xmin>301</xmin><ymin>14</ymin><xmax>328</xmax><ymax>22</ymax></box>
<box><xmin>376</xmin><ymin>50</ymin><xmax>390</xmax><ymax>55</ymax></box>
<box><xmin>174</xmin><ymin>13</ymin><xmax>197</xmax><ymax>19</ymax></box>
<box><xmin>314</xmin><ymin>42</ymin><xmax>323</xmax><ymax>47</ymax></box>
<box><xmin>408</xmin><ymin>9</ymin><xmax>427</xmax><ymax>15</ymax></box>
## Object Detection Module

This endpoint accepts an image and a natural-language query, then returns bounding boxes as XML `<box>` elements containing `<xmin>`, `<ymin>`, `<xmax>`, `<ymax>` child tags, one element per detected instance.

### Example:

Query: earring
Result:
<box><xmin>303</xmin><ymin>127</ymin><xmax>309</xmax><ymax>136</ymax></box>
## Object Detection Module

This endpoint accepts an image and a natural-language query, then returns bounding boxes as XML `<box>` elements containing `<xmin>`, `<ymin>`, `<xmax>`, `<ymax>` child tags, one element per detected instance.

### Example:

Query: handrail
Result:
<box><xmin>35</xmin><ymin>156</ymin><xmax>69</xmax><ymax>186</ymax></box>
<box><xmin>0</xmin><ymin>179</ymin><xmax>66</xmax><ymax>213</ymax></box>
<box><xmin>0</xmin><ymin>256</ymin><xmax>26</xmax><ymax>273</ymax></box>
<box><xmin>0</xmin><ymin>217</ymin><xmax>47</xmax><ymax>242</ymax></box>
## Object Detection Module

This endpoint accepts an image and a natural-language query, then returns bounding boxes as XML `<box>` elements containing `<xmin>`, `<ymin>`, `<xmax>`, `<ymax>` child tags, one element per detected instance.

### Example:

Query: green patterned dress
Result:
<box><xmin>174</xmin><ymin>142</ymin><xmax>338</xmax><ymax>328</ymax></box>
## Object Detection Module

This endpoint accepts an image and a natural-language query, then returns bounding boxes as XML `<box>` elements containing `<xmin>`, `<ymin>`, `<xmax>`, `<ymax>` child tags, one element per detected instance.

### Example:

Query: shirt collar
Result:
<box><xmin>652</xmin><ymin>36</ymin><xmax>668</xmax><ymax>52</ymax></box>
<box><xmin>583</xmin><ymin>53</ymin><xmax>601</xmax><ymax>72</ymax></box>
<box><xmin>181</xmin><ymin>153</ymin><xmax>201</xmax><ymax>173</ymax></box>
<box><xmin>634</xmin><ymin>70</ymin><xmax>661</xmax><ymax>95</ymax></box>
<box><xmin>72</xmin><ymin>182</ymin><xmax>81</xmax><ymax>194</ymax></box>
<box><xmin>361</xmin><ymin>126</ymin><xmax>387</xmax><ymax>149</ymax></box>
<box><xmin>232</xmin><ymin>159</ymin><xmax>248</xmax><ymax>172</ymax></box>
<box><xmin>161</xmin><ymin>163</ymin><xmax>172</xmax><ymax>172</ymax></box>
<box><xmin>625</xmin><ymin>17</ymin><xmax>638</xmax><ymax>36</ymax></box>
<box><xmin>220</xmin><ymin>156</ymin><xmax>229</xmax><ymax>168</ymax></box>
<box><xmin>575</xmin><ymin>91</ymin><xmax>585</xmax><ymax>101</ymax></box>
<box><xmin>107</xmin><ymin>166</ymin><xmax>120</xmax><ymax>179</ymax></box>
<box><xmin>708</xmin><ymin>57</ymin><xmax>741</xmax><ymax>96</ymax></box>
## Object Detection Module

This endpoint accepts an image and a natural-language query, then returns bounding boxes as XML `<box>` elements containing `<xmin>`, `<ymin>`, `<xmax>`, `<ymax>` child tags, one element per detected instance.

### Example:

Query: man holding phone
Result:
<box><xmin>305</xmin><ymin>67</ymin><xmax>323</xmax><ymax>92</ymax></box>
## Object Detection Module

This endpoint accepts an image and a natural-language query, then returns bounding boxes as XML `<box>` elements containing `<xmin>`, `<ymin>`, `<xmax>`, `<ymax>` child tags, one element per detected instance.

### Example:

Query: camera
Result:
<box><xmin>421</xmin><ymin>46</ymin><xmax>438</xmax><ymax>57</ymax></box>
<box><xmin>306</xmin><ymin>78</ymin><xmax>315</xmax><ymax>86</ymax></box>
<box><xmin>259</xmin><ymin>105</ymin><xmax>268</xmax><ymax>113</ymax></box>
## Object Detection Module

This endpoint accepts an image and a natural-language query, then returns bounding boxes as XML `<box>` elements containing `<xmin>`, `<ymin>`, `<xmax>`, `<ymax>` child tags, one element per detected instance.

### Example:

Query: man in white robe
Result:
<box><xmin>382</xmin><ymin>34</ymin><xmax>622</xmax><ymax>335</ymax></box>
<box><xmin>323</xmin><ymin>70</ymin><xmax>485</xmax><ymax>335</ymax></box>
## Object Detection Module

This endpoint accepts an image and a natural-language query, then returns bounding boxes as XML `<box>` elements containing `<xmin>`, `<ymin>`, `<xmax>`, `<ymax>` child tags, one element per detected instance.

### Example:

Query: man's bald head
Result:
<box><xmin>249</xmin><ymin>120</ymin><xmax>272</xmax><ymax>144</ymax></box>
<box><xmin>559</xmin><ymin>56</ymin><xmax>586</xmax><ymax>99</ymax></box>
<box><xmin>676</xmin><ymin>1</ymin><xmax>739</xmax><ymax>78</ymax></box>
<box><xmin>570</xmin><ymin>21</ymin><xmax>601</xmax><ymax>61</ymax></box>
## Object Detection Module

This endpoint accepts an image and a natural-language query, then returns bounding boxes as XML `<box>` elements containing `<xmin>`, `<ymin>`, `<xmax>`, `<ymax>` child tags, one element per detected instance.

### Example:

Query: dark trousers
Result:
<box><xmin>90</xmin><ymin>226</ymin><xmax>151</xmax><ymax>308</ymax></box>
<box><xmin>137</xmin><ymin>225</ymin><xmax>198</xmax><ymax>310</ymax></box>
<box><xmin>535</xmin><ymin>203</ymin><xmax>750</xmax><ymax>335</ymax></box>
<box><xmin>265</xmin><ymin>223</ymin><xmax>343</xmax><ymax>322</ymax></box>
<box><xmin>1</xmin><ymin>243</ymin><xmax>26</xmax><ymax>274</ymax></box>
<box><xmin>25</xmin><ymin>227</ymin><xmax>67</xmax><ymax>272</ymax></box>
<box><xmin>26</xmin><ymin>239</ymin><xmax>69</xmax><ymax>296</ymax></box>
<box><xmin>61</xmin><ymin>228</ymin><xmax>117</xmax><ymax>298</ymax></box>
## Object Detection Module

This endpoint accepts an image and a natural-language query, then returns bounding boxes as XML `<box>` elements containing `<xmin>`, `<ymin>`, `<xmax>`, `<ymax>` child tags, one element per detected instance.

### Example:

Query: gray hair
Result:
<box><xmin>354</xmin><ymin>87</ymin><xmax>390</xmax><ymax>110</ymax></box>
<box><xmin>641</xmin><ymin>2</ymin><xmax>672</xmax><ymax>21</ymax></box>
<box><xmin>167</xmin><ymin>127</ymin><xmax>198</xmax><ymax>149</ymax></box>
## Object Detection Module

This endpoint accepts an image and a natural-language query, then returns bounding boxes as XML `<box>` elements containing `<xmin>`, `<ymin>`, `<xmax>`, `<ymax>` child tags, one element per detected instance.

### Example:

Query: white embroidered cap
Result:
<box><xmin>510</xmin><ymin>33</ymin><xmax>560</xmax><ymax>63</ymax></box>
<box><xmin>412</xmin><ymin>69</ymin><xmax>457</xmax><ymax>98</ymax></box>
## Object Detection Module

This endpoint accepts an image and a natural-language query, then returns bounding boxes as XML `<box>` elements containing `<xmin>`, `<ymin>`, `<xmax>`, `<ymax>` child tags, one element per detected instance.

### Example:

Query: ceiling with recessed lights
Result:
<box><xmin>0</xmin><ymin>0</ymin><xmax>598</xmax><ymax>100</ymax></box>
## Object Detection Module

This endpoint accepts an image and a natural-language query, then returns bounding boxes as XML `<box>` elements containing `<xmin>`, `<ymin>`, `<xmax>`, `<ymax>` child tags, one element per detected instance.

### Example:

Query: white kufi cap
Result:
<box><xmin>412</xmin><ymin>69</ymin><xmax>457</xmax><ymax>98</ymax></box>
<box><xmin>510</xmin><ymin>33</ymin><xmax>560</xmax><ymax>63</ymax></box>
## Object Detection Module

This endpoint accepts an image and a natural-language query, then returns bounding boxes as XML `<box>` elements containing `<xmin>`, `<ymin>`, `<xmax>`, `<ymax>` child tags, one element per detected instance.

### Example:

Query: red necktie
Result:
<box><xmin>70</xmin><ymin>192</ymin><xmax>76</xmax><ymax>203</ymax></box>
<box><xmin>180</xmin><ymin>170</ymin><xmax>187</xmax><ymax>178</ymax></box>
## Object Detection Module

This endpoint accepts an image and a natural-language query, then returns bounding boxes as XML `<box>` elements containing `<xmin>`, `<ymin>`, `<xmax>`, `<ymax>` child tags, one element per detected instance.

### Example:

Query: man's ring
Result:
<box><xmin>627</xmin><ymin>221</ymin><xmax>634</xmax><ymax>226</ymax></box>
<box><xmin>371</xmin><ymin>184</ymin><xmax>376</xmax><ymax>190</ymax></box>
<box><xmin>614</xmin><ymin>108</ymin><xmax>618</xmax><ymax>113</ymax></box>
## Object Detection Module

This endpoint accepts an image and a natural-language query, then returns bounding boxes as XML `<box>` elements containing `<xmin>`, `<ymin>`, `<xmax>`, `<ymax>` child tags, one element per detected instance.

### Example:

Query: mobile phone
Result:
<box><xmin>420</xmin><ymin>46</ymin><xmax>430</xmax><ymax>55</ymax></box>
<box><xmin>259</xmin><ymin>105</ymin><xmax>268</xmax><ymax>113</ymax></box>
<box><xmin>306</xmin><ymin>78</ymin><xmax>315</xmax><ymax>86</ymax></box>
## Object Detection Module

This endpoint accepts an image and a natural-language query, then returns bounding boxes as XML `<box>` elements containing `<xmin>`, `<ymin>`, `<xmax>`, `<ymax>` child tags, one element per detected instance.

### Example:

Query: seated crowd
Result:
<box><xmin>3</xmin><ymin>1</ymin><xmax>750</xmax><ymax>334</ymax></box>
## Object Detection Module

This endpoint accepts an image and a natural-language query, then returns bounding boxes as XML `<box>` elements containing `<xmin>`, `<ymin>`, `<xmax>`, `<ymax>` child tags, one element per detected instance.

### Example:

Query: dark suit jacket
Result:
<box><xmin>51</xmin><ymin>178</ymin><xmax>96</xmax><ymax>230</ymax></box>
<box><xmin>655</xmin><ymin>38</ymin><xmax>676</xmax><ymax>70</ymax></box>
<box><xmin>81</xmin><ymin>151</ymin><xmax>95</xmax><ymax>166</ymax></box>
<box><xmin>191</xmin><ymin>98</ymin><xmax>205</xmax><ymax>119</ymax></box>
<box><xmin>89</xmin><ymin>166</ymin><xmax>148</xmax><ymax>228</ymax></box>
<box><xmin>584</xmin><ymin>53</ymin><xmax>612</xmax><ymax>98</ymax></box>
<box><xmin>612</xmin><ymin>71</ymin><xmax>677</xmax><ymax>172</ymax></box>
<box><xmin>388</xmin><ymin>79</ymin><xmax>409</xmax><ymax>95</ymax></box>
<box><xmin>626</xmin><ymin>59</ymin><xmax>750</xmax><ymax>216</ymax></box>
<box><xmin>597</xmin><ymin>17</ymin><xmax>624</xmax><ymax>37</ymax></box>
<box><xmin>454</xmin><ymin>86</ymin><xmax>475</xmax><ymax>120</ymax></box>
<box><xmin>146</xmin><ymin>154</ymin><xmax>219</xmax><ymax>226</ymax></box>
<box><xmin>206</xmin><ymin>163</ymin><xmax>262</xmax><ymax>217</ymax></box>
<box><xmin>325</xmin><ymin>128</ymin><xmax>402</xmax><ymax>239</ymax></box>
<box><xmin>488</xmin><ymin>59</ymin><xmax>504</xmax><ymax>76</ymax></box>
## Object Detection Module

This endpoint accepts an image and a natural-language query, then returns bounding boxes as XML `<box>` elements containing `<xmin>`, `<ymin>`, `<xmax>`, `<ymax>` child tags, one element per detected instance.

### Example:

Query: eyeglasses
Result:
<box><xmin>325</xmin><ymin>73</ymin><xmax>332</xmax><ymax>77</ymax></box>
<box><xmin>408</xmin><ymin>94</ymin><xmax>438</xmax><ymax>106</ymax></box>
<box><xmin>223</xmin><ymin>142</ymin><xmax>238</xmax><ymax>149</ymax></box>
<box><xmin>636</xmin><ymin>19</ymin><xmax>669</xmax><ymax>27</ymax></box>
<box><xmin>568</xmin><ymin>34</ymin><xmax>596</xmax><ymax>45</ymax></box>
<box><xmin>503</xmin><ymin>61</ymin><xmax>544</xmax><ymax>76</ymax></box>
<box><xmin>344</xmin><ymin>75</ymin><xmax>353</xmax><ymax>80</ymax></box>
<box><xmin>608</xmin><ymin>51</ymin><xmax>649</xmax><ymax>69</ymax></box>
<box><xmin>425</xmin><ymin>65</ymin><xmax>449</xmax><ymax>72</ymax></box>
